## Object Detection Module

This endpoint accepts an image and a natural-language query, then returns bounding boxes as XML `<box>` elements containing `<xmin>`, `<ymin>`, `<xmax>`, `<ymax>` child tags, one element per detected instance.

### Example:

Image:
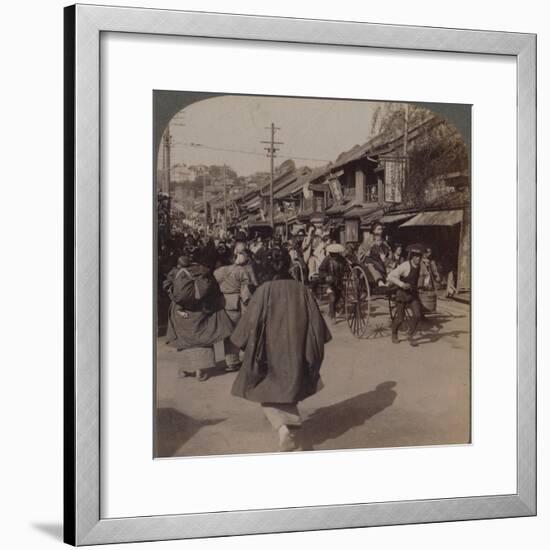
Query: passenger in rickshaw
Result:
<box><xmin>385</xmin><ymin>242</ymin><xmax>405</xmax><ymax>271</ymax></box>
<box><xmin>357</xmin><ymin>222</ymin><xmax>390</xmax><ymax>289</ymax></box>
<box><xmin>318</xmin><ymin>243</ymin><xmax>347</xmax><ymax>325</ymax></box>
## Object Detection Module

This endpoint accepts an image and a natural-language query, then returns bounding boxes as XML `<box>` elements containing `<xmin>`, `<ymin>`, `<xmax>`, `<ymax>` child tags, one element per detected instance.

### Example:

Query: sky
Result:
<box><xmin>162</xmin><ymin>94</ymin><xmax>383</xmax><ymax>177</ymax></box>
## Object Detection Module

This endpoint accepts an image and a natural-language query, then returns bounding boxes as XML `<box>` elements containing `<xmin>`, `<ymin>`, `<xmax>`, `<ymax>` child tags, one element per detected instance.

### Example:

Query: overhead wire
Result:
<box><xmin>175</xmin><ymin>142</ymin><xmax>331</xmax><ymax>164</ymax></box>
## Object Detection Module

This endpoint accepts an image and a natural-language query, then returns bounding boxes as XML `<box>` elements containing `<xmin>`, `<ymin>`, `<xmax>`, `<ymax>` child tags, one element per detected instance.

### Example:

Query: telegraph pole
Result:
<box><xmin>198</xmin><ymin>166</ymin><xmax>208</xmax><ymax>232</ymax></box>
<box><xmin>223</xmin><ymin>164</ymin><xmax>228</xmax><ymax>234</ymax></box>
<box><xmin>162</xmin><ymin>124</ymin><xmax>172</xmax><ymax>194</ymax></box>
<box><xmin>261</xmin><ymin>123</ymin><xmax>283</xmax><ymax>228</ymax></box>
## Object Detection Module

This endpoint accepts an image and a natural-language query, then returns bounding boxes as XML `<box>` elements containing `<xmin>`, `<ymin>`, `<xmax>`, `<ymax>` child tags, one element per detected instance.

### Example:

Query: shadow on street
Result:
<box><xmin>156</xmin><ymin>408</ymin><xmax>227</xmax><ymax>457</ymax></box>
<box><xmin>300</xmin><ymin>381</ymin><xmax>398</xmax><ymax>450</ymax></box>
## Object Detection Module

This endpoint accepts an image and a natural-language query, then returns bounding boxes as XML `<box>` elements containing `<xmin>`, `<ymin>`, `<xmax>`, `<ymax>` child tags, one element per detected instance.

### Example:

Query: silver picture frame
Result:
<box><xmin>64</xmin><ymin>3</ymin><xmax>536</xmax><ymax>545</ymax></box>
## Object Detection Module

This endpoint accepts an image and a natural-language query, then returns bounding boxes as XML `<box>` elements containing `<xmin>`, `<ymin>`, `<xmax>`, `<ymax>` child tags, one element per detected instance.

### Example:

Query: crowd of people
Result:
<box><xmin>161</xmin><ymin>230</ymin><xmax>331</xmax><ymax>451</ymax></box>
<box><xmin>159</xmin><ymin>221</ymin><xmax>444</xmax><ymax>451</ymax></box>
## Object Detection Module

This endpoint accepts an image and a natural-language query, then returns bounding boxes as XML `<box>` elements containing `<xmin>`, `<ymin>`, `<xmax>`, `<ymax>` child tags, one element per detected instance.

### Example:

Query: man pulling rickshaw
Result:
<box><xmin>387</xmin><ymin>245</ymin><xmax>424</xmax><ymax>345</ymax></box>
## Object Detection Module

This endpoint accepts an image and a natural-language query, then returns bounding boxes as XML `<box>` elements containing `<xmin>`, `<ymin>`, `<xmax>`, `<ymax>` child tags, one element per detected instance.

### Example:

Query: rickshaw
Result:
<box><xmin>292</xmin><ymin>242</ymin><xmax>439</xmax><ymax>339</ymax></box>
<box><xmin>343</xmin><ymin>261</ymin><xmax>387</xmax><ymax>339</ymax></box>
<box><xmin>345</xmin><ymin>242</ymin><xmax>439</xmax><ymax>338</ymax></box>
<box><xmin>288</xmin><ymin>248</ymin><xmax>377</xmax><ymax>337</ymax></box>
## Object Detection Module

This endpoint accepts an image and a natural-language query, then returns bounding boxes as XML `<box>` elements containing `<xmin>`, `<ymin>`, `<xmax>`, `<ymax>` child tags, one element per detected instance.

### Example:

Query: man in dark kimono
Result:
<box><xmin>230</xmin><ymin>247</ymin><xmax>332</xmax><ymax>451</ymax></box>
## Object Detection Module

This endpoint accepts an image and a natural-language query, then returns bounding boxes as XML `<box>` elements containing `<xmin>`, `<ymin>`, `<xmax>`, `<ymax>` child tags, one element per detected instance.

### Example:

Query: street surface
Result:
<box><xmin>156</xmin><ymin>295</ymin><xmax>470</xmax><ymax>457</ymax></box>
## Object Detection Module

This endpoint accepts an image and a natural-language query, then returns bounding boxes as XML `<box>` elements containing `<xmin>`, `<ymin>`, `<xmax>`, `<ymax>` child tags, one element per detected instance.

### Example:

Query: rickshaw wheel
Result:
<box><xmin>345</xmin><ymin>265</ymin><xmax>371</xmax><ymax>338</ymax></box>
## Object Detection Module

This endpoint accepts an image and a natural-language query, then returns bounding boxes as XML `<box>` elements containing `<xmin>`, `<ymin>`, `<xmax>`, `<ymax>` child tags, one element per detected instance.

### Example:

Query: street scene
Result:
<box><xmin>154</xmin><ymin>92</ymin><xmax>471</xmax><ymax>457</ymax></box>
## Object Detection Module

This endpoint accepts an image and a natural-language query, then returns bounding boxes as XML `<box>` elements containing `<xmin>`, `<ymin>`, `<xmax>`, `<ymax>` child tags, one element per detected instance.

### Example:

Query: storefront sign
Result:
<box><xmin>384</xmin><ymin>158</ymin><xmax>406</xmax><ymax>203</ymax></box>
<box><xmin>328</xmin><ymin>176</ymin><xmax>344</xmax><ymax>204</ymax></box>
<box><xmin>344</xmin><ymin>219</ymin><xmax>360</xmax><ymax>242</ymax></box>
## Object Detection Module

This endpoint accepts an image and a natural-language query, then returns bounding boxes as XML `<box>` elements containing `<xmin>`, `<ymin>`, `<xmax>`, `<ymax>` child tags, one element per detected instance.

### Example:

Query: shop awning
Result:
<box><xmin>344</xmin><ymin>205</ymin><xmax>380</xmax><ymax>219</ymax></box>
<box><xmin>360</xmin><ymin>208</ymin><xmax>385</xmax><ymax>226</ymax></box>
<box><xmin>400</xmin><ymin>209</ymin><xmax>463</xmax><ymax>227</ymax></box>
<box><xmin>379</xmin><ymin>212</ymin><xmax>415</xmax><ymax>224</ymax></box>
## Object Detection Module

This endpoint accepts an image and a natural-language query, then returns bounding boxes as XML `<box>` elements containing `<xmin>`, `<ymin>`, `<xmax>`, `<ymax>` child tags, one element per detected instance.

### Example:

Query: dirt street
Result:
<box><xmin>156</xmin><ymin>296</ymin><xmax>470</xmax><ymax>457</ymax></box>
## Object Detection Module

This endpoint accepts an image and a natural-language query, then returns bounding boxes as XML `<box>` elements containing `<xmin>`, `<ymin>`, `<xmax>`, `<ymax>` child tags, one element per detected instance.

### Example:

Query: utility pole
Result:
<box><xmin>198</xmin><ymin>166</ymin><xmax>208</xmax><ymax>232</ymax></box>
<box><xmin>162</xmin><ymin>124</ymin><xmax>172</xmax><ymax>194</ymax></box>
<box><xmin>223</xmin><ymin>164</ymin><xmax>228</xmax><ymax>234</ymax></box>
<box><xmin>261</xmin><ymin>123</ymin><xmax>283</xmax><ymax>228</ymax></box>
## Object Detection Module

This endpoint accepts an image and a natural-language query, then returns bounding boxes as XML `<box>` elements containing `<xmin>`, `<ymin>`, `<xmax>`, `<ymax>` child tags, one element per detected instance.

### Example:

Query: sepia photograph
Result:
<box><xmin>154</xmin><ymin>91</ymin><xmax>471</xmax><ymax>458</ymax></box>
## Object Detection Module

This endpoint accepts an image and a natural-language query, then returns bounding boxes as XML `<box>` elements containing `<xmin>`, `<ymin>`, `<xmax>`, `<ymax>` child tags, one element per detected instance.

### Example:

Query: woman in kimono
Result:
<box><xmin>230</xmin><ymin>247</ymin><xmax>332</xmax><ymax>452</ymax></box>
<box><xmin>165</xmin><ymin>248</ymin><xmax>234</xmax><ymax>381</ymax></box>
<box><xmin>213</xmin><ymin>251</ymin><xmax>252</xmax><ymax>372</ymax></box>
<box><xmin>385</xmin><ymin>243</ymin><xmax>405</xmax><ymax>271</ymax></box>
<box><xmin>358</xmin><ymin>223</ymin><xmax>390</xmax><ymax>288</ymax></box>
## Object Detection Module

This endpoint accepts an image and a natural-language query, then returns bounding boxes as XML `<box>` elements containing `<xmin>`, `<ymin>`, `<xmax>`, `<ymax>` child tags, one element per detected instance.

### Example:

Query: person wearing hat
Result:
<box><xmin>387</xmin><ymin>246</ymin><xmax>423</xmax><ymax>345</ymax></box>
<box><xmin>318</xmin><ymin>243</ymin><xmax>347</xmax><ymax>324</ymax></box>
<box><xmin>230</xmin><ymin>247</ymin><xmax>332</xmax><ymax>452</ymax></box>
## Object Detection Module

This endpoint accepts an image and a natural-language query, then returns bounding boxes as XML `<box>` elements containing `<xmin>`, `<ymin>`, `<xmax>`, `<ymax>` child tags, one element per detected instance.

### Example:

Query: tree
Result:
<box><xmin>370</xmin><ymin>103</ymin><xmax>431</xmax><ymax>141</ymax></box>
<box><xmin>371</xmin><ymin>103</ymin><xmax>469</xmax><ymax>207</ymax></box>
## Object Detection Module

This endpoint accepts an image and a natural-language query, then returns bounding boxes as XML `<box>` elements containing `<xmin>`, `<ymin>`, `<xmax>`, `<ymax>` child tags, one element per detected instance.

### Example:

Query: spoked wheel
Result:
<box><xmin>289</xmin><ymin>261</ymin><xmax>304</xmax><ymax>284</ymax></box>
<box><xmin>345</xmin><ymin>265</ymin><xmax>371</xmax><ymax>338</ymax></box>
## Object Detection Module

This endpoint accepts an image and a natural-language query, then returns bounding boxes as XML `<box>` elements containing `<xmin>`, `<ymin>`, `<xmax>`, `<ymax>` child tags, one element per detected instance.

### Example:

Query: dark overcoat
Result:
<box><xmin>165</xmin><ymin>263</ymin><xmax>234</xmax><ymax>350</ymax></box>
<box><xmin>230</xmin><ymin>278</ymin><xmax>332</xmax><ymax>404</ymax></box>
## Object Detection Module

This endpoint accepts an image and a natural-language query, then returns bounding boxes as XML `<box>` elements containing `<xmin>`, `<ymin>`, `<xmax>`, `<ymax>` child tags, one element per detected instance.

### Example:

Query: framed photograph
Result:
<box><xmin>64</xmin><ymin>4</ymin><xmax>536</xmax><ymax>545</ymax></box>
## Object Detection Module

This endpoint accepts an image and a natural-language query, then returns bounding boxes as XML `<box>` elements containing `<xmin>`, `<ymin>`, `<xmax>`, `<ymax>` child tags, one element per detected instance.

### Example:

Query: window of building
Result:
<box><xmin>365</xmin><ymin>183</ymin><xmax>378</xmax><ymax>203</ymax></box>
